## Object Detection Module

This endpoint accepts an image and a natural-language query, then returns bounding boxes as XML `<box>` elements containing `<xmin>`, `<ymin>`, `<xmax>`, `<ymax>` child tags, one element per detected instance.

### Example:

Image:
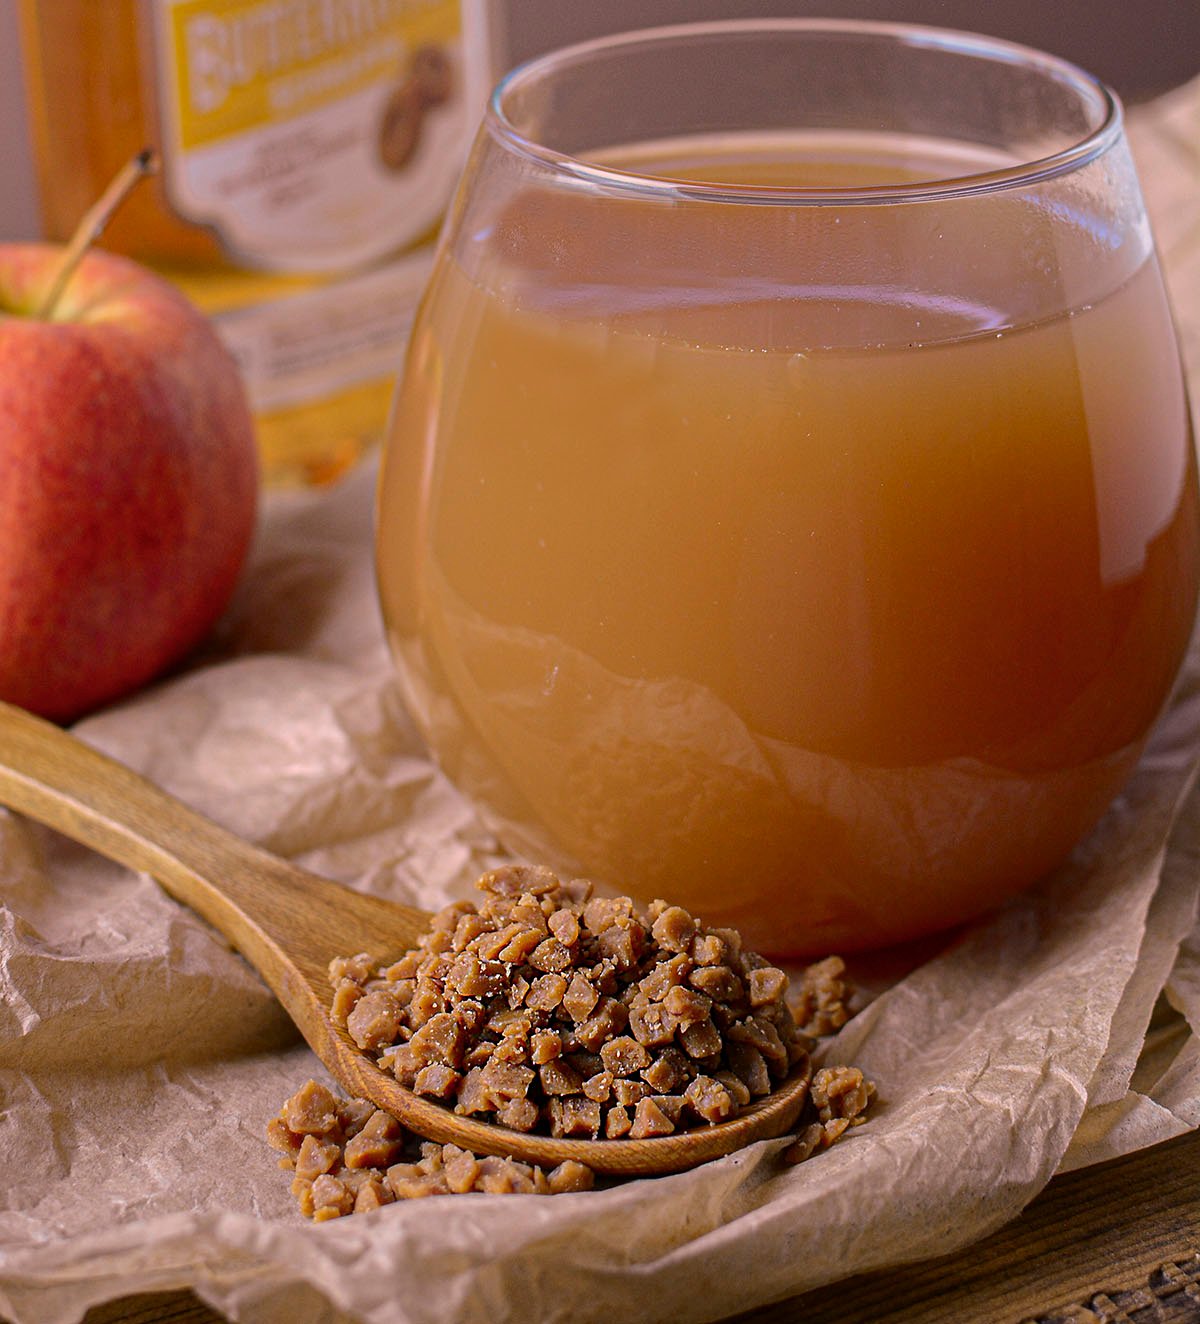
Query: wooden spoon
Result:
<box><xmin>0</xmin><ymin>699</ymin><xmax>810</xmax><ymax>1175</ymax></box>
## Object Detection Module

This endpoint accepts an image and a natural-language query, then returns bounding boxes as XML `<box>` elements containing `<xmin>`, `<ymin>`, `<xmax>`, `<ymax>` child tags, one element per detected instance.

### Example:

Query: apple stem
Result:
<box><xmin>35</xmin><ymin>148</ymin><xmax>158</xmax><ymax>322</ymax></box>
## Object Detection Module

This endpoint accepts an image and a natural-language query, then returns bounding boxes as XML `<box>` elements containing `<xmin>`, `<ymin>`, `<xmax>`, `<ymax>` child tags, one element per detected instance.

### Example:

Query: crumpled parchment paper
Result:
<box><xmin>1</xmin><ymin>80</ymin><xmax>1199</xmax><ymax>1324</ymax></box>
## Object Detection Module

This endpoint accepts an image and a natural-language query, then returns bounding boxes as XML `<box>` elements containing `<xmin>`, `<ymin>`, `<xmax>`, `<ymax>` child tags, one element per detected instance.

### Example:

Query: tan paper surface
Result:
<box><xmin>1</xmin><ymin>80</ymin><xmax>1199</xmax><ymax>1324</ymax></box>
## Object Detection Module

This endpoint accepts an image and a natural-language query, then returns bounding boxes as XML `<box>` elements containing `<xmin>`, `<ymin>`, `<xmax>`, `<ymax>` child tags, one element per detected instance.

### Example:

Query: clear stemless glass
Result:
<box><xmin>376</xmin><ymin>20</ymin><xmax>1199</xmax><ymax>956</ymax></box>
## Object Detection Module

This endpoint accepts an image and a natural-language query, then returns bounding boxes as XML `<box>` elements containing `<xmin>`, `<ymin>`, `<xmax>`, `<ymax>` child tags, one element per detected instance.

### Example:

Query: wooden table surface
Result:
<box><xmin>60</xmin><ymin>1123</ymin><xmax>1200</xmax><ymax>1324</ymax></box>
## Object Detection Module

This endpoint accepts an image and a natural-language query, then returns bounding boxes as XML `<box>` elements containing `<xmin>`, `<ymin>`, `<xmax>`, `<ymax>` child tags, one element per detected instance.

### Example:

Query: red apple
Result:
<box><xmin>0</xmin><ymin>243</ymin><xmax>258</xmax><ymax>722</ymax></box>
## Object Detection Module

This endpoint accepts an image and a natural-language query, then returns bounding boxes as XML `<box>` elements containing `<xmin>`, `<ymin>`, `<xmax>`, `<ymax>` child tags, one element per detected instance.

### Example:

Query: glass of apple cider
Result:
<box><xmin>376</xmin><ymin>21</ymin><xmax>1199</xmax><ymax>955</ymax></box>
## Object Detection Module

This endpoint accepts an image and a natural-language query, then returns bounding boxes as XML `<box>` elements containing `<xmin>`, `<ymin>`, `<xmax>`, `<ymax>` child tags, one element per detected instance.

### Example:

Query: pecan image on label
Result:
<box><xmin>411</xmin><ymin>44</ymin><xmax>453</xmax><ymax>108</ymax></box>
<box><xmin>379</xmin><ymin>80</ymin><xmax>425</xmax><ymax>172</ymax></box>
<box><xmin>377</xmin><ymin>45</ymin><xmax>455</xmax><ymax>174</ymax></box>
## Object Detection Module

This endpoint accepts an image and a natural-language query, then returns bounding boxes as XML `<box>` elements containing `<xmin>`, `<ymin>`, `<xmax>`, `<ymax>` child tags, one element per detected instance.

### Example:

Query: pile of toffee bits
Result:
<box><xmin>267</xmin><ymin>866</ymin><xmax>874</xmax><ymax>1219</ymax></box>
<box><xmin>336</xmin><ymin>865</ymin><xmax>809</xmax><ymax>1139</ymax></box>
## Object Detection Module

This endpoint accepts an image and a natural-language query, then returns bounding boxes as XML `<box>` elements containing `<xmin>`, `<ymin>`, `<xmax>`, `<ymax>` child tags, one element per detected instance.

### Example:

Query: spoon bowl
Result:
<box><xmin>0</xmin><ymin>699</ymin><xmax>810</xmax><ymax>1175</ymax></box>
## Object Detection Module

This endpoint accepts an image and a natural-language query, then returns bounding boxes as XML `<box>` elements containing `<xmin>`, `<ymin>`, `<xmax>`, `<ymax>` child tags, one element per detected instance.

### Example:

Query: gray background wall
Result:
<box><xmin>496</xmin><ymin>0</ymin><xmax>1199</xmax><ymax>104</ymax></box>
<box><xmin>1</xmin><ymin>0</ymin><xmax>39</xmax><ymax>242</ymax></box>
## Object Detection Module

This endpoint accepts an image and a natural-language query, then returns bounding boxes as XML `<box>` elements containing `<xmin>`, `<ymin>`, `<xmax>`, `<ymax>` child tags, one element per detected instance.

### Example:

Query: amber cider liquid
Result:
<box><xmin>377</xmin><ymin>132</ymin><xmax>1199</xmax><ymax>954</ymax></box>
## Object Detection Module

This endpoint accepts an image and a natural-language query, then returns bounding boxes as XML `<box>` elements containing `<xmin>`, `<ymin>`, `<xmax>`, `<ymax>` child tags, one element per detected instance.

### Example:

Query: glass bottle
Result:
<box><xmin>18</xmin><ymin>0</ymin><xmax>493</xmax><ymax>485</ymax></box>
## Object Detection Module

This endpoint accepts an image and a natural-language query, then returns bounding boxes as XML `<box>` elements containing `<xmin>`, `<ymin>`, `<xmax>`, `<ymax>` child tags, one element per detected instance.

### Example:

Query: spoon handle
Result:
<box><xmin>0</xmin><ymin>700</ymin><xmax>426</xmax><ymax>989</ymax></box>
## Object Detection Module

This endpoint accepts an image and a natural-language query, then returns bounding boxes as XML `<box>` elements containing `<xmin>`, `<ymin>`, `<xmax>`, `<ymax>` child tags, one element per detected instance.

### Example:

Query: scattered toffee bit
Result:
<box><xmin>328</xmin><ymin>865</ymin><xmax>810</xmax><ymax>1142</ymax></box>
<box><xmin>268</xmin><ymin>1079</ymin><xmax>594</xmax><ymax>1219</ymax></box>
<box><xmin>781</xmin><ymin>1065</ymin><xmax>875</xmax><ymax>1165</ymax></box>
<box><xmin>792</xmin><ymin>956</ymin><xmax>853</xmax><ymax>1038</ymax></box>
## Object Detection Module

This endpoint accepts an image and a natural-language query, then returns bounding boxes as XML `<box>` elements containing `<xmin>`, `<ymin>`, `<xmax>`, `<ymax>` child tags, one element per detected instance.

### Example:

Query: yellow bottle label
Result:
<box><xmin>208</xmin><ymin>246</ymin><xmax>433</xmax><ymax>413</ymax></box>
<box><xmin>150</xmin><ymin>0</ymin><xmax>476</xmax><ymax>270</ymax></box>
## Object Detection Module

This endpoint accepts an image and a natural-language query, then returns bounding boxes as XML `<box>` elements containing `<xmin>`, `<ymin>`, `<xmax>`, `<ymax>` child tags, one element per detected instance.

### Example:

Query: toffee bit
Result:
<box><xmin>269</xmin><ymin>1080</ymin><xmax>596</xmax><ymax>1218</ymax></box>
<box><xmin>781</xmin><ymin>1065</ymin><xmax>876</xmax><ymax>1166</ymax></box>
<box><xmin>791</xmin><ymin>956</ymin><xmax>853</xmax><ymax>1038</ymax></box>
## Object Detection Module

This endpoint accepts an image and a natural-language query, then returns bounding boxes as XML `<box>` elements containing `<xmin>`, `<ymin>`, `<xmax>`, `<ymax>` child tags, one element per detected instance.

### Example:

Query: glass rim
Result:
<box><xmin>486</xmin><ymin>17</ymin><xmax>1125</xmax><ymax>206</ymax></box>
